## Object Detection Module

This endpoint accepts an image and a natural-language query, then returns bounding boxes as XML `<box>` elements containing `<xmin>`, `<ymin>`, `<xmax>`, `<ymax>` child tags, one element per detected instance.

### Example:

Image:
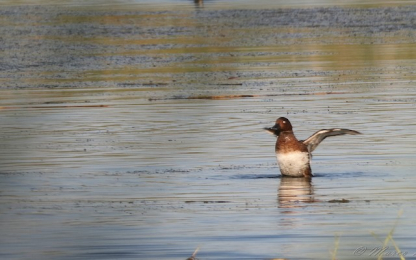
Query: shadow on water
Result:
<box><xmin>231</xmin><ymin>173</ymin><xmax>280</xmax><ymax>179</ymax></box>
<box><xmin>312</xmin><ymin>171</ymin><xmax>366</xmax><ymax>178</ymax></box>
<box><xmin>234</xmin><ymin>171</ymin><xmax>366</xmax><ymax>179</ymax></box>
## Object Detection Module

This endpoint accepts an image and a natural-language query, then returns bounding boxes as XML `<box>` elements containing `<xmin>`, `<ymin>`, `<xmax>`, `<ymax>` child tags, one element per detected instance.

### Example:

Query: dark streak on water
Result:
<box><xmin>1</xmin><ymin>2</ymin><xmax>416</xmax><ymax>260</ymax></box>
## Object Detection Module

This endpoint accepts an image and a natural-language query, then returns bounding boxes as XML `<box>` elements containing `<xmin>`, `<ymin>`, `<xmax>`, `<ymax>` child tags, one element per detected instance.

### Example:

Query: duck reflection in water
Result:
<box><xmin>194</xmin><ymin>0</ymin><xmax>203</xmax><ymax>7</ymax></box>
<box><xmin>278</xmin><ymin>176</ymin><xmax>314</xmax><ymax>209</ymax></box>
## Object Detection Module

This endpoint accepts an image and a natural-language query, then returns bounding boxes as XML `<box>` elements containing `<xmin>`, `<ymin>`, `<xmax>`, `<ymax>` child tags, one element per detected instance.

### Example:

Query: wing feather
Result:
<box><xmin>301</xmin><ymin>128</ymin><xmax>361</xmax><ymax>153</ymax></box>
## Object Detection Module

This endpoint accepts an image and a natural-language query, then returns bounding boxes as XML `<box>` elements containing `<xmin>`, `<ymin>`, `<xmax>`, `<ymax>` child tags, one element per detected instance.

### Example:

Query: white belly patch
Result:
<box><xmin>276</xmin><ymin>152</ymin><xmax>310</xmax><ymax>177</ymax></box>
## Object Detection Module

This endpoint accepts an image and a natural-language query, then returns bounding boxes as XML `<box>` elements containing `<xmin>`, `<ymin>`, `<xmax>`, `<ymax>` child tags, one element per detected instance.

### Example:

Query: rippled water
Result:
<box><xmin>1</xmin><ymin>2</ymin><xmax>416</xmax><ymax>260</ymax></box>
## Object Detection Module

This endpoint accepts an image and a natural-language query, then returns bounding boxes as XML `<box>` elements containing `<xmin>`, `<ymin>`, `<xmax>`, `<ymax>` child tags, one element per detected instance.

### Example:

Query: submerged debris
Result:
<box><xmin>328</xmin><ymin>198</ymin><xmax>350</xmax><ymax>203</ymax></box>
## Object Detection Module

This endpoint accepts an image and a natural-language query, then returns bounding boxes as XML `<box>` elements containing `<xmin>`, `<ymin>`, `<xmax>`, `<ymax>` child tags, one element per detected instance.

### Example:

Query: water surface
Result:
<box><xmin>1</xmin><ymin>2</ymin><xmax>416</xmax><ymax>260</ymax></box>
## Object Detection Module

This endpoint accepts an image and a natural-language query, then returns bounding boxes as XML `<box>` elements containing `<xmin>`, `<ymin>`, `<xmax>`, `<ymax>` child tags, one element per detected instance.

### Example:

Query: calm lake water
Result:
<box><xmin>1</xmin><ymin>1</ymin><xmax>416</xmax><ymax>260</ymax></box>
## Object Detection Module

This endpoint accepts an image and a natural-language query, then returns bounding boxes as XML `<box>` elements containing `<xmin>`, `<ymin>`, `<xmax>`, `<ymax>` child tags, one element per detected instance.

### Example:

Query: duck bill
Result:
<box><xmin>264</xmin><ymin>124</ymin><xmax>280</xmax><ymax>136</ymax></box>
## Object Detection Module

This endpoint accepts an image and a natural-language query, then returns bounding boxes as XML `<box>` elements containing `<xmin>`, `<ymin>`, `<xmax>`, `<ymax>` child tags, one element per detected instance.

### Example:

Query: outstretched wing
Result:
<box><xmin>302</xmin><ymin>129</ymin><xmax>361</xmax><ymax>153</ymax></box>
